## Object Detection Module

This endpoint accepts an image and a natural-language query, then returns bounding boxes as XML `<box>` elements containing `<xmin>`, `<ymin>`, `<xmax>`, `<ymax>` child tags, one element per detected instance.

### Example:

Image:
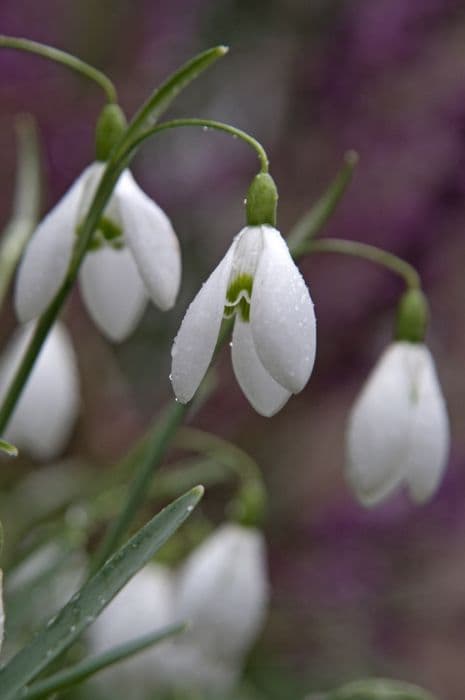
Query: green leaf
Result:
<box><xmin>328</xmin><ymin>678</ymin><xmax>437</xmax><ymax>700</ymax></box>
<box><xmin>0</xmin><ymin>486</ymin><xmax>204</xmax><ymax>700</ymax></box>
<box><xmin>20</xmin><ymin>622</ymin><xmax>186</xmax><ymax>699</ymax></box>
<box><xmin>287</xmin><ymin>150</ymin><xmax>359</xmax><ymax>256</ymax></box>
<box><xmin>0</xmin><ymin>439</ymin><xmax>18</xmax><ymax>457</ymax></box>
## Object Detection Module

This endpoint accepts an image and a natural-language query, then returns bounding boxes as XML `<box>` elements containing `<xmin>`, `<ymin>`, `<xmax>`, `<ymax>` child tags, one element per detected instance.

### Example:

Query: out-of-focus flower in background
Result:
<box><xmin>0</xmin><ymin>321</ymin><xmax>79</xmax><ymax>461</ymax></box>
<box><xmin>346</xmin><ymin>341</ymin><xmax>450</xmax><ymax>506</ymax></box>
<box><xmin>171</xmin><ymin>224</ymin><xmax>316</xmax><ymax>415</ymax></box>
<box><xmin>15</xmin><ymin>162</ymin><xmax>181</xmax><ymax>342</ymax></box>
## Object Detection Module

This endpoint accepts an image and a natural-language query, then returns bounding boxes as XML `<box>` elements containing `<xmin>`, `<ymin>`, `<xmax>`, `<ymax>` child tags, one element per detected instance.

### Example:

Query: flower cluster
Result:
<box><xmin>88</xmin><ymin>524</ymin><xmax>268</xmax><ymax>697</ymax></box>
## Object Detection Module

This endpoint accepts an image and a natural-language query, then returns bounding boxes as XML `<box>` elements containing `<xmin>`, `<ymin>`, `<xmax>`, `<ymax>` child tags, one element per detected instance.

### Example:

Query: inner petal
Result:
<box><xmin>224</xmin><ymin>227</ymin><xmax>264</xmax><ymax>322</ymax></box>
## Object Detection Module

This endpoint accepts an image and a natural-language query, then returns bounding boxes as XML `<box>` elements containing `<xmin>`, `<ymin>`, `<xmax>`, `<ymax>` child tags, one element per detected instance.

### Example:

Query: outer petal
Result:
<box><xmin>231</xmin><ymin>317</ymin><xmax>291</xmax><ymax>416</ymax></box>
<box><xmin>403</xmin><ymin>345</ymin><xmax>450</xmax><ymax>503</ymax></box>
<box><xmin>176</xmin><ymin>524</ymin><xmax>269</xmax><ymax>664</ymax></box>
<box><xmin>80</xmin><ymin>246</ymin><xmax>147</xmax><ymax>342</ymax></box>
<box><xmin>171</xmin><ymin>245</ymin><xmax>235</xmax><ymax>403</ymax></box>
<box><xmin>1</xmin><ymin>322</ymin><xmax>79</xmax><ymax>461</ymax></box>
<box><xmin>346</xmin><ymin>343</ymin><xmax>412</xmax><ymax>506</ymax></box>
<box><xmin>88</xmin><ymin>565</ymin><xmax>175</xmax><ymax>699</ymax></box>
<box><xmin>116</xmin><ymin>170</ymin><xmax>181</xmax><ymax>310</ymax></box>
<box><xmin>15</xmin><ymin>165</ymin><xmax>96</xmax><ymax>322</ymax></box>
<box><xmin>250</xmin><ymin>226</ymin><xmax>316</xmax><ymax>393</ymax></box>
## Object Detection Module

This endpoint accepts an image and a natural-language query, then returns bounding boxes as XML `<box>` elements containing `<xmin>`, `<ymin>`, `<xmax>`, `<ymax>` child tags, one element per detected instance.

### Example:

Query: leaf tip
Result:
<box><xmin>217</xmin><ymin>45</ymin><xmax>229</xmax><ymax>56</ymax></box>
<box><xmin>0</xmin><ymin>439</ymin><xmax>18</xmax><ymax>457</ymax></box>
<box><xmin>191</xmin><ymin>484</ymin><xmax>205</xmax><ymax>500</ymax></box>
<box><xmin>345</xmin><ymin>149</ymin><xmax>359</xmax><ymax>167</ymax></box>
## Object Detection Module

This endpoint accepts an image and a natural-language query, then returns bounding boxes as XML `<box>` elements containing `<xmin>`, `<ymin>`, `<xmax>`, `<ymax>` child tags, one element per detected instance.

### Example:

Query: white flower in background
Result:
<box><xmin>346</xmin><ymin>341</ymin><xmax>450</xmax><ymax>506</ymax></box>
<box><xmin>171</xmin><ymin>225</ymin><xmax>316</xmax><ymax>416</ymax></box>
<box><xmin>0</xmin><ymin>322</ymin><xmax>79</xmax><ymax>461</ymax></box>
<box><xmin>88</xmin><ymin>565</ymin><xmax>175</xmax><ymax>700</ymax></box>
<box><xmin>15</xmin><ymin>163</ymin><xmax>181</xmax><ymax>342</ymax></box>
<box><xmin>176</xmin><ymin>524</ymin><xmax>269</xmax><ymax>667</ymax></box>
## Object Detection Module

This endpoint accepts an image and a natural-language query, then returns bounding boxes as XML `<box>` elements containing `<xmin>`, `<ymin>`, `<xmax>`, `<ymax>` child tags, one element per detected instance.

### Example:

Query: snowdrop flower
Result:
<box><xmin>176</xmin><ymin>523</ymin><xmax>269</xmax><ymax>666</ymax></box>
<box><xmin>88</xmin><ymin>565</ymin><xmax>175</xmax><ymax>700</ymax></box>
<box><xmin>171</xmin><ymin>174</ymin><xmax>316</xmax><ymax>416</ymax></box>
<box><xmin>15</xmin><ymin>106</ymin><xmax>181</xmax><ymax>342</ymax></box>
<box><xmin>0</xmin><ymin>322</ymin><xmax>79</xmax><ymax>461</ymax></box>
<box><xmin>346</xmin><ymin>341</ymin><xmax>450</xmax><ymax>506</ymax></box>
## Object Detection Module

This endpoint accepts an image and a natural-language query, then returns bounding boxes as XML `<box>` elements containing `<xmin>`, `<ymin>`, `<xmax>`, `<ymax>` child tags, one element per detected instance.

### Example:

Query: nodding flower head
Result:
<box><xmin>170</xmin><ymin>224</ymin><xmax>316</xmax><ymax>416</ymax></box>
<box><xmin>15</xmin><ymin>163</ymin><xmax>181</xmax><ymax>342</ymax></box>
<box><xmin>346</xmin><ymin>341</ymin><xmax>450</xmax><ymax>506</ymax></box>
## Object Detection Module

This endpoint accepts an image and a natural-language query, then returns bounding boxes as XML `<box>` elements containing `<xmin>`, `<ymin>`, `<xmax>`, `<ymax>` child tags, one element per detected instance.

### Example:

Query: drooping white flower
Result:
<box><xmin>15</xmin><ymin>163</ymin><xmax>181</xmax><ymax>342</ymax></box>
<box><xmin>0</xmin><ymin>322</ymin><xmax>79</xmax><ymax>461</ymax></box>
<box><xmin>175</xmin><ymin>523</ymin><xmax>269</xmax><ymax>667</ymax></box>
<box><xmin>171</xmin><ymin>225</ymin><xmax>316</xmax><ymax>416</ymax></box>
<box><xmin>346</xmin><ymin>341</ymin><xmax>450</xmax><ymax>506</ymax></box>
<box><xmin>88</xmin><ymin>564</ymin><xmax>175</xmax><ymax>699</ymax></box>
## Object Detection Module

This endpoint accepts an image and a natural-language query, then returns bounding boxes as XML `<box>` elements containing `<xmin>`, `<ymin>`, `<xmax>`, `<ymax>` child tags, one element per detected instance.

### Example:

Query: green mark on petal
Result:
<box><xmin>78</xmin><ymin>216</ymin><xmax>124</xmax><ymax>252</ymax></box>
<box><xmin>225</xmin><ymin>274</ymin><xmax>253</xmax><ymax>322</ymax></box>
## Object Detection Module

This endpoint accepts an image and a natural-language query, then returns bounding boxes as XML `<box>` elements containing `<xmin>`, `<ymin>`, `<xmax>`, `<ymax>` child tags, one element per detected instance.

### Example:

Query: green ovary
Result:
<box><xmin>79</xmin><ymin>216</ymin><xmax>124</xmax><ymax>252</ymax></box>
<box><xmin>224</xmin><ymin>273</ymin><xmax>253</xmax><ymax>322</ymax></box>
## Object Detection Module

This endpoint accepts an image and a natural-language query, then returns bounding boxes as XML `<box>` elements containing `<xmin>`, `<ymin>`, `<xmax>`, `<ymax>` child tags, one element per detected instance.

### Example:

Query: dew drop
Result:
<box><xmin>187</xmin><ymin>505</ymin><xmax>194</xmax><ymax>513</ymax></box>
<box><xmin>175</xmin><ymin>397</ymin><xmax>179</xmax><ymax>403</ymax></box>
<box><xmin>202</xmin><ymin>126</ymin><xmax>208</xmax><ymax>132</ymax></box>
<box><xmin>229</xmin><ymin>341</ymin><xmax>233</xmax><ymax>348</ymax></box>
<box><xmin>169</xmin><ymin>373</ymin><xmax>173</xmax><ymax>381</ymax></box>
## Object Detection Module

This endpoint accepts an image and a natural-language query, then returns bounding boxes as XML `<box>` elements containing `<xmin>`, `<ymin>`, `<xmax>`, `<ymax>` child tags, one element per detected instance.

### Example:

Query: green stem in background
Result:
<box><xmin>287</xmin><ymin>150</ymin><xmax>359</xmax><ymax>254</ymax></box>
<box><xmin>0</xmin><ymin>115</ymin><xmax>41</xmax><ymax>309</ymax></box>
<box><xmin>129</xmin><ymin>118</ymin><xmax>269</xmax><ymax>173</ymax></box>
<box><xmin>90</xmin><ymin>401</ymin><xmax>189</xmax><ymax>574</ymax></box>
<box><xmin>20</xmin><ymin>622</ymin><xmax>186</xmax><ymax>700</ymax></box>
<box><xmin>0</xmin><ymin>36</ymin><xmax>117</xmax><ymax>103</ymax></box>
<box><xmin>0</xmin><ymin>45</ymin><xmax>228</xmax><ymax>436</ymax></box>
<box><xmin>303</xmin><ymin>238</ymin><xmax>421</xmax><ymax>289</ymax></box>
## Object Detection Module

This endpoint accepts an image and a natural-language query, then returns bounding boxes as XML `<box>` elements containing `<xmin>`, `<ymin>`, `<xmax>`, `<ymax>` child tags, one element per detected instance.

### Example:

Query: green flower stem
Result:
<box><xmin>287</xmin><ymin>150</ymin><xmax>359</xmax><ymax>253</ymax></box>
<box><xmin>0</xmin><ymin>45</ymin><xmax>228</xmax><ymax>436</ymax></box>
<box><xmin>20</xmin><ymin>622</ymin><xmax>186</xmax><ymax>700</ymax></box>
<box><xmin>301</xmin><ymin>237</ymin><xmax>421</xmax><ymax>289</ymax></box>
<box><xmin>129</xmin><ymin>118</ymin><xmax>269</xmax><ymax>173</ymax></box>
<box><xmin>0</xmin><ymin>115</ymin><xmax>41</xmax><ymax>309</ymax></box>
<box><xmin>0</xmin><ymin>35</ymin><xmax>117</xmax><ymax>103</ymax></box>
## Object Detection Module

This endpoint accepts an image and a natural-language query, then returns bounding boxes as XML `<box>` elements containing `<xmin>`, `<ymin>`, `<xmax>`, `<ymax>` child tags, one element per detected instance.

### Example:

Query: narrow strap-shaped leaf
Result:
<box><xmin>0</xmin><ymin>486</ymin><xmax>203</xmax><ymax>700</ymax></box>
<box><xmin>328</xmin><ymin>678</ymin><xmax>437</xmax><ymax>700</ymax></box>
<box><xmin>20</xmin><ymin>621</ymin><xmax>186</xmax><ymax>700</ymax></box>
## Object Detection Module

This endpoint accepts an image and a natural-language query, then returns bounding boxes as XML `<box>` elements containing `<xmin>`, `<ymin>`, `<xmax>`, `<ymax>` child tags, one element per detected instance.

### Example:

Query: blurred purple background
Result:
<box><xmin>1</xmin><ymin>1</ymin><xmax>465</xmax><ymax>697</ymax></box>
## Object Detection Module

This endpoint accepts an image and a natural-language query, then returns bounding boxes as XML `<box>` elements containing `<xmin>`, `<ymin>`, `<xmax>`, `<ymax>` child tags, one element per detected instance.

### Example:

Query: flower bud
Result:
<box><xmin>395</xmin><ymin>288</ymin><xmax>429</xmax><ymax>343</ymax></box>
<box><xmin>246</xmin><ymin>172</ymin><xmax>278</xmax><ymax>226</ymax></box>
<box><xmin>176</xmin><ymin>523</ymin><xmax>269</xmax><ymax>664</ymax></box>
<box><xmin>95</xmin><ymin>103</ymin><xmax>127</xmax><ymax>161</ymax></box>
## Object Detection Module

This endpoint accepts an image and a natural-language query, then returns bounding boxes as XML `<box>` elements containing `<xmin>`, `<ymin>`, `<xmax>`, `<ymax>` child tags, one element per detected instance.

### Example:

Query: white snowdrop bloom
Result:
<box><xmin>88</xmin><ymin>564</ymin><xmax>175</xmax><ymax>699</ymax></box>
<box><xmin>175</xmin><ymin>523</ymin><xmax>269</xmax><ymax>666</ymax></box>
<box><xmin>15</xmin><ymin>163</ymin><xmax>181</xmax><ymax>342</ymax></box>
<box><xmin>171</xmin><ymin>225</ymin><xmax>316</xmax><ymax>416</ymax></box>
<box><xmin>346</xmin><ymin>341</ymin><xmax>450</xmax><ymax>506</ymax></box>
<box><xmin>0</xmin><ymin>322</ymin><xmax>79</xmax><ymax>461</ymax></box>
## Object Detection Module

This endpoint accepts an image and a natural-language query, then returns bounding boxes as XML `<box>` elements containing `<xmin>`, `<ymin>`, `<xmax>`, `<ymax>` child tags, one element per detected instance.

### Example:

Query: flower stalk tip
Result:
<box><xmin>246</xmin><ymin>173</ymin><xmax>278</xmax><ymax>226</ymax></box>
<box><xmin>95</xmin><ymin>104</ymin><xmax>128</xmax><ymax>161</ymax></box>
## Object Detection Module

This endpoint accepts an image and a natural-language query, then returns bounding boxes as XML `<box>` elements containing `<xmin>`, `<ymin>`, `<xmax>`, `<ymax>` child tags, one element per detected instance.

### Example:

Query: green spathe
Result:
<box><xmin>95</xmin><ymin>104</ymin><xmax>128</xmax><ymax>161</ymax></box>
<box><xmin>246</xmin><ymin>172</ymin><xmax>278</xmax><ymax>226</ymax></box>
<box><xmin>395</xmin><ymin>288</ymin><xmax>429</xmax><ymax>343</ymax></box>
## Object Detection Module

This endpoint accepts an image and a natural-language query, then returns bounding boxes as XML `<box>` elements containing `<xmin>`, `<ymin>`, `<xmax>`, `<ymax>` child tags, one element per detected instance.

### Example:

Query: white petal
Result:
<box><xmin>80</xmin><ymin>246</ymin><xmax>147</xmax><ymax>342</ymax></box>
<box><xmin>250</xmin><ymin>226</ymin><xmax>316</xmax><ymax>393</ymax></box>
<box><xmin>14</xmin><ymin>166</ymin><xmax>95</xmax><ymax>322</ymax></box>
<box><xmin>88</xmin><ymin>565</ymin><xmax>175</xmax><ymax>698</ymax></box>
<box><xmin>1</xmin><ymin>322</ymin><xmax>79</xmax><ymax>461</ymax></box>
<box><xmin>231</xmin><ymin>317</ymin><xmax>291</xmax><ymax>416</ymax></box>
<box><xmin>116</xmin><ymin>171</ymin><xmax>181</xmax><ymax>310</ymax></box>
<box><xmin>346</xmin><ymin>343</ymin><xmax>415</xmax><ymax>506</ymax></box>
<box><xmin>403</xmin><ymin>345</ymin><xmax>450</xmax><ymax>503</ymax></box>
<box><xmin>171</xmin><ymin>245</ymin><xmax>235</xmax><ymax>403</ymax></box>
<box><xmin>176</xmin><ymin>524</ymin><xmax>269</xmax><ymax>664</ymax></box>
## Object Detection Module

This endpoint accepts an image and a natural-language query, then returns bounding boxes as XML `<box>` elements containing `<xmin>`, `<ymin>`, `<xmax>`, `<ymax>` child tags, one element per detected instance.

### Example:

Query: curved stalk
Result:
<box><xmin>0</xmin><ymin>36</ymin><xmax>117</xmax><ymax>103</ymax></box>
<box><xmin>303</xmin><ymin>237</ymin><xmax>421</xmax><ymax>289</ymax></box>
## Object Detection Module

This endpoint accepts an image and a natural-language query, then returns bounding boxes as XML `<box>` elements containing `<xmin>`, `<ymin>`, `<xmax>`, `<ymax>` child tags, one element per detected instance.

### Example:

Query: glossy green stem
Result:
<box><xmin>302</xmin><ymin>238</ymin><xmax>421</xmax><ymax>289</ymax></box>
<box><xmin>0</xmin><ymin>35</ymin><xmax>117</xmax><ymax>103</ymax></box>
